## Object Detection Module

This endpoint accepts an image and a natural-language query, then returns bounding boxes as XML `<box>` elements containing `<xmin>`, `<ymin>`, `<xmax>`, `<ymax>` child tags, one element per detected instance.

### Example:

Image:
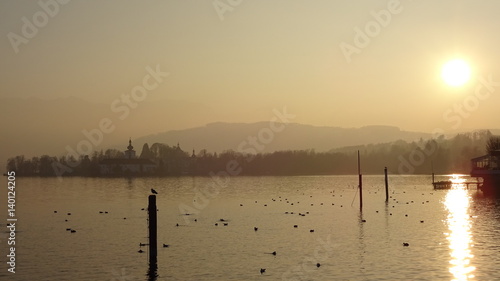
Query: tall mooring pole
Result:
<box><xmin>358</xmin><ymin>150</ymin><xmax>363</xmax><ymax>210</ymax></box>
<box><xmin>384</xmin><ymin>167</ymin><xmax>389</xmax><ymax>202</ymax></box>
<box><xmin>148</xmin><ymin>195</ymin><xmax>158</xmax><ymax>266</ymax></box>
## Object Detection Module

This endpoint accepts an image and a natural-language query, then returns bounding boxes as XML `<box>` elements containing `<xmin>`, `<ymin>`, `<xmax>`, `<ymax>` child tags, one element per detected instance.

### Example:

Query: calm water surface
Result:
<box><xmin>1</xmin><ymin>175</ymin><xmax>500</xmax><ymax>280</ymax></box>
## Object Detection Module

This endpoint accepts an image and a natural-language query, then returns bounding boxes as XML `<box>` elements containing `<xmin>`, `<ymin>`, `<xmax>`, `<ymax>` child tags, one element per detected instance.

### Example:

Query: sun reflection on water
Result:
<box><xmin>450</xmin><ymin>174</ymin><xmax>467</xmax><ymax>186</ymax></box>
<box><xmin>444</xmin><ymin>175</ymin><xmax>475</xmax><ymax>280</ymax></box>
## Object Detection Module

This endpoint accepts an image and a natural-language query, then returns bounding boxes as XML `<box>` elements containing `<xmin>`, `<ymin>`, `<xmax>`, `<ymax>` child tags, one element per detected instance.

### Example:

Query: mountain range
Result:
<box><xmin>133</xmin><ymin>122</ymin><xmax>432</xmax><ymax>154</ymax></box>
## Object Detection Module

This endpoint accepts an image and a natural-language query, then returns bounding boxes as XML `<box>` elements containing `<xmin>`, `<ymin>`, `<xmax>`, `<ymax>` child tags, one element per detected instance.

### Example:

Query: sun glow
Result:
<box><xmin>441</xmin><ymin>59</ymin><xmax>471</xmax><ymax>87</ymax></box>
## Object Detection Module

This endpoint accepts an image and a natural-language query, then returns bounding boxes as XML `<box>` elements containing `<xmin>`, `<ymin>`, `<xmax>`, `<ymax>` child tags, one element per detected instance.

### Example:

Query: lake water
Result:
<box><xmin>1</xmin><ymin>175</ymin><xmax>500</xmax><ymax>280</ymax></box>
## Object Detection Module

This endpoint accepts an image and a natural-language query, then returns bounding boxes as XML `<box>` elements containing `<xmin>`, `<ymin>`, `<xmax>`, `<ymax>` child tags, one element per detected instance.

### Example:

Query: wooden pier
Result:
<box><xmin>433</xmin><ymin>180</ymin><xmax>481</xmax><ymax>190</ymax></box>
<box><xmin>432</xmin><ymin>181</ymin><xmax>452</xmax><ymax>189</ymax></box>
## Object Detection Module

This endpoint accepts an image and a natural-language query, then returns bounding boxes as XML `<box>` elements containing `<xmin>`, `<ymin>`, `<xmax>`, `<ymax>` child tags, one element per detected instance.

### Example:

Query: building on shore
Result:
<box><xmin>99</xmin><ymin>139</ymin><xmax>157</xmax><ymax>176</ymax></box>
<box><xmin>471</xmin><ymin>149</ymin><xmax>500</xmax><ymax>194</ymax></box>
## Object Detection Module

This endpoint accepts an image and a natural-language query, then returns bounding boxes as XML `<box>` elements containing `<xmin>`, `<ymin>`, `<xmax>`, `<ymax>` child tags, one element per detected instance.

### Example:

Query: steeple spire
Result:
<box><xmin>125</xmin><ymin>138</ymin><xmax>136</xmax><ymax>159</ymax></box>
<box><xmin>127</xmin><ymin>138</ymin><xmax>134</xmax><ymax>150</ymax></box>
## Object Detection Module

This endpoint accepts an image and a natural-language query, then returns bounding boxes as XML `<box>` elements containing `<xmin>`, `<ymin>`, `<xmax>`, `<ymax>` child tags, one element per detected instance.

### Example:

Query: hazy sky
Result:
<box><xmin>2</xmin><ymin>0</ymin><xmax>500</xmax><ymax>132</ymax></box>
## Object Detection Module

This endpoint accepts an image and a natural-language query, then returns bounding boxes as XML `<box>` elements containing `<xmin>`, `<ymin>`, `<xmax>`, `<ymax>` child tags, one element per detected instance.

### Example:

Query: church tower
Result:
<box><xmin>124</xmin><ymin>138</ymin><xmax>136</xmax><ymax>159</ymax></box>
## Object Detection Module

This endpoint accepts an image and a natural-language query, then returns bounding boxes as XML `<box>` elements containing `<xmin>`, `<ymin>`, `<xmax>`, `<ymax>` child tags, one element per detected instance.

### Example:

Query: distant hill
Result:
<box><xmin>133</xmin><ymin>122</ymin><xmax>433</xmax><ymax>153</ymax></box>
<box><xmin>0</xmin><ymin>96</ymin><xmax>216</xmax><ymax>170</ymax></box>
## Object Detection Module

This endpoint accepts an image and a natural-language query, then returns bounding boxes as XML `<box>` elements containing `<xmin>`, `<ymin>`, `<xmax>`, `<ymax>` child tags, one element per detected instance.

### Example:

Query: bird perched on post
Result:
<box><xmin>151</xmin><ymin>188</ymin><xmax>158</xmax><ymax>194</ymax></box>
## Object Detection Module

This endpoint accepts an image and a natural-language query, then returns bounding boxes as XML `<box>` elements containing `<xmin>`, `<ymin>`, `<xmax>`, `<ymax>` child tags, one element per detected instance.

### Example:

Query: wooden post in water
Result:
<box><xmin>431</xmin><ymin>161</ymin><xmax>435</xmax><ymax>184</ymax></box>
<box><xmin>384</xmin><ymin>167</ymin><xmax>389</xmax><ymax>202</ymax></box>
<box><xmin>358</xmin><ymin>150</ymin><xmax>363</xmax><ymax>210</ymax></box>
<box><xmin>148</xmin><ymin>195</ymin><xmax>158</xmax><ymax>266</ymax></box>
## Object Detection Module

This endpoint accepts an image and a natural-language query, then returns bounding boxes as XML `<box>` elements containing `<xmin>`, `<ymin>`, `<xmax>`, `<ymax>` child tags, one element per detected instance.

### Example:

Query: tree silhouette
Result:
<box><xmin>140</xmin><ymin>143</ymin><xmax>154</xmax><ymax>159</ymax></box>
<box><xmin>486</xmin><ymin>136</ymin><xmax>500</xmax><ymax>154</ymax></box>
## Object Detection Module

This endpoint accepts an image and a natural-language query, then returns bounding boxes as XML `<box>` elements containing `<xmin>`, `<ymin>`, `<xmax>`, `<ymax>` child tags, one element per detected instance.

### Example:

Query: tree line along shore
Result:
<box><xmin>5</xmin><ymin>130</ymin><xmax>499</xmax><ymax>177</ymax></box>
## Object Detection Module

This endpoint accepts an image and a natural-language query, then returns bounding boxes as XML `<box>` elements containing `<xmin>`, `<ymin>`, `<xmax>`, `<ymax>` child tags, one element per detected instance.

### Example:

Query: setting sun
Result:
<box><xmin>441</xmin><ymin>59</ymin><xmax>471</xmax><ymax>87</ymax></box>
